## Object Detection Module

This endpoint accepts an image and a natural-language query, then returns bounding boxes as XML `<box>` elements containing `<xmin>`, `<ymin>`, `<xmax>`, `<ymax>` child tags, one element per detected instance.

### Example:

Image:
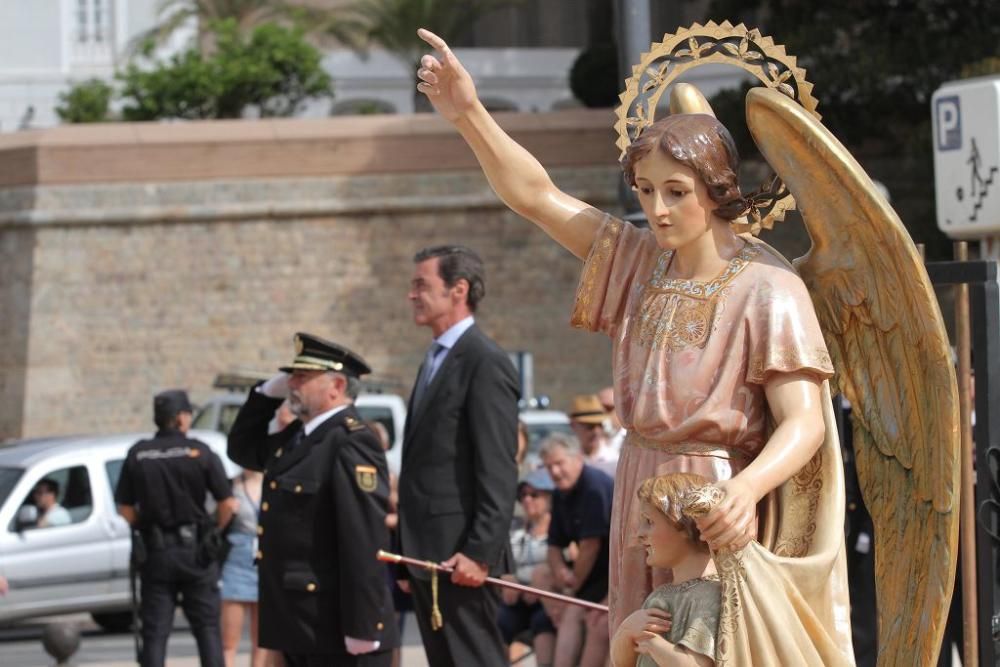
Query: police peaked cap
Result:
<box><xmin>154</xmin><ymin>389</ymin><xmax>194</xmax><ymax>423</ymax></box>
<box><xmin>279</xmin><ymin>332</ymin><xmax>372</xmax><ymax>378</ymax></box>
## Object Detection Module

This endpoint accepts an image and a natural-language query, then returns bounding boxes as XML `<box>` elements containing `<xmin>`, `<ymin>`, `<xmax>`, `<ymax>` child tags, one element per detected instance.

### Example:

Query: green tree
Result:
<box><xmin>339</xmin><ymin>0</ymin><xmax>515</xmax><ymax>110</ymax></box>
<box><xmin>697</xmin><ymin>0</ymin><xmax>1000</xmax><ymax>256</ymax></box>
<box><xmin>55</xmin><ymin>79</ymin><xmax>114</xmax><ymax>123</ymax></box>
<box><xmin>135</xmin><ymin>0</ymin><xmax>291</xmax><ymax>54</ymax></box>
<box><xmin>120</xmin><ymin>20</ymin><xmax>333</xmax><ymax>120</ymax></box>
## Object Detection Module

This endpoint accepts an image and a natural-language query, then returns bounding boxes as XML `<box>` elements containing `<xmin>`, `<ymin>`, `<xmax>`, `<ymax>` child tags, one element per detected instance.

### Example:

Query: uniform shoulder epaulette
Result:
<box><xmin>343</xmin><ymin>415</ymin><xmax>367</xmax><ymax>432</ymax></box>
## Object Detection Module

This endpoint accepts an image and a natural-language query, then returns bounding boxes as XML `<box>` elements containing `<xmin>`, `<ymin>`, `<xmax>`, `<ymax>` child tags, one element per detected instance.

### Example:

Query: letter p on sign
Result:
<box><xmin>936</xmin><ymin>96</ymin><xmax>961</xmax><ymax>151</ymax></box>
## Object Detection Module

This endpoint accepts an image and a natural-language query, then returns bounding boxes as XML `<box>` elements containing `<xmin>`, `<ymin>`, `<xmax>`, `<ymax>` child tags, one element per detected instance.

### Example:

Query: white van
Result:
<box><xmin>193</xmin><ymin>392</ymin><xmax>407</xmax><ymax>476</ymax></box>
<box><xmin>0</xmin><ymin>429</ymin><xmax>235</xmax><ymax>629</ymax></box>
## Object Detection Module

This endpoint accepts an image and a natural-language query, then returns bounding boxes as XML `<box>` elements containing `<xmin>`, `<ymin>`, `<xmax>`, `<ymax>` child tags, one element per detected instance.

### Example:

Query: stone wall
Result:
<box><xmin>0</xmin><ymin>111</ymin><xmax>622</xmax><ymax>440</ymax></box>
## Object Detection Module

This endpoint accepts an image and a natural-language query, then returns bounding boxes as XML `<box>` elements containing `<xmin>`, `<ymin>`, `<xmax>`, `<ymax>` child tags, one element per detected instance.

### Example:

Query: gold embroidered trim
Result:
<box><xmin>625</xmin><ymin>434</ymin><xmax>752</xmax><ymax>464</ymax></box>
<box><xmin>571</xmin><ymin>217</ymin><xmax>624</xmax><ymax>330</ymax></box>
<box><xmin>713</xmin><ymin>547</ymin><xmax>747</xmax><ymax>667</ymax></box>
<box><xmin>660</xmin><ymin>573</ymin><xmax>721</xmax><ymax>592</ymax></box>
<box><xmin>773</xmin><ymin>450</ymin><xmax>823</xmax><ymax>558</ymax></box>
<box><xmin>635</xmin><ymin>292</ymin><xmax>719</xmax><ymax>350</ymax></box>
<box><xmin>634</xmin><ymin>244</ymin><xmax>759</xmax><ymax>351</ymax></box>
<box><xmin>648</xmin><ymin>244</ymin><xmax>761</xmax><ymax>298</ymax></box>
<box><xmin>746</xmin><ymin>347</ymin><xmax>834</xmax><ymax>383</ymax></box>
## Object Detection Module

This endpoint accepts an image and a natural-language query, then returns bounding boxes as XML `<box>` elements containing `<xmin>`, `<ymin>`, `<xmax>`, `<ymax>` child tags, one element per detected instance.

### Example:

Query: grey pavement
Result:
<box><xmin>0</xmin><ymin>611</ymin><xmax>465</xmax><ymax>667</ymax></box>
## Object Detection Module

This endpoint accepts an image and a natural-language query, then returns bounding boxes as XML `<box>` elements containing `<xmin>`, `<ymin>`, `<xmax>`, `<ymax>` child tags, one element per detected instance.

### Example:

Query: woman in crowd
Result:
<box><xmin>498</xmin><ymin>469</ymin><xmax>558</xmax><ymax>666</ymax></box>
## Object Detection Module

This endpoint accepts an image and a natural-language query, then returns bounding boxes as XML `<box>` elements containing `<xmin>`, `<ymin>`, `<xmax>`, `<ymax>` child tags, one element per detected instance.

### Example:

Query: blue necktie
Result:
<box><xmin>412</xmin><ymin>343</ymin><xmax>444</xmax><ymax>407</ymax></box>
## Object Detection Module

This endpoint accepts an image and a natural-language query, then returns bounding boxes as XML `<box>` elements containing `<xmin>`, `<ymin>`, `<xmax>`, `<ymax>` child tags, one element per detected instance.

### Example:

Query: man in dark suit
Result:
<box><xmin>399</xmin><ymin>245</ymin><xmax>520</xmax><ymax>667</ymax></box>
<box><xmin>228</xmin><ymin>333</ymin><xmax>399</xmax><ymax>667</ymax></box>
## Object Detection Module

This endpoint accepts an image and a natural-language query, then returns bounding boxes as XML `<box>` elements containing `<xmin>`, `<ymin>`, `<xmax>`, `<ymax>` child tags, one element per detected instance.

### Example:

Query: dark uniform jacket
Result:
<box><xmin>115</xmin><ymin>429</ymin><xmax>231</xmax><ymax>531</ymax></box>
<box><xmin>227</xmin><ymin>390</ymin><xmax>399</xmax><ymax>656</ymax></box>
<box><xmin>398</xmin><ymin>324</ymin><xmax>520</xmax><ymax>579</ymax></box>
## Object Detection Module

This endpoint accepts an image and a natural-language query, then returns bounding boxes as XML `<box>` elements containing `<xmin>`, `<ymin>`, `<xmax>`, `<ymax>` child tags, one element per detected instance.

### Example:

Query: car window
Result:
<box><xmin>357</xmin><ymin>406</ymin><xmax>395</xmax><ymax>448</ymax></box>
<box><xmin>105</xmin><ymin>459</ymin><xmax>125</xmax><ymax>495</ymax></box>
<box><xmin>191</xmin><ymin>405</ymin><xmax>215</xmax><ymax>431</ymax></box>
<box><xmin>18</xmin><ymin>465</ymin><xmax>94</xmax><ymax>531</ymax></box>
<box><xmin>0</xmin><ymin>466</ymin><xmax>24</xmax><ymax>507</ymax></box>
<box><xmin>218</xmin><ymin>404</ymin><xmax>242</xmax><ymax>435</ymax></box>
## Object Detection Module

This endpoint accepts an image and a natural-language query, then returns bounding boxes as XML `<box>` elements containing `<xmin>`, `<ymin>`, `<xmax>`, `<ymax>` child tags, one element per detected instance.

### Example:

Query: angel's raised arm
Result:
<box><xmin>416</xmin><ymin>28</ymin><xmax>601</xmax><ymax>260</ymax></box>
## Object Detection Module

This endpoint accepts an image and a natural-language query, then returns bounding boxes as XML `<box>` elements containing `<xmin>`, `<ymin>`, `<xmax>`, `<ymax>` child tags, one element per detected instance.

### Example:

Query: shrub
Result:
<box><xmin>55</xmin><ymin>79</ymin><xmax>113</xmax><ymax>123</ymax></box>
<box><xmin>119</xmin><ymin>20</ymin><xmax>333</xmax><ymax>121</ymax></box>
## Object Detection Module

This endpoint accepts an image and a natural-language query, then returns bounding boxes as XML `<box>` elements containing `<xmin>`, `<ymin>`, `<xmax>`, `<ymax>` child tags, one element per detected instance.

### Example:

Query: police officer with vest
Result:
<box><xmin>115</xmin><ymin>389</ymin><xmax>237</xmax><ymax>667</ymax></box>
<box><xmin>227</xmin><ymin>333</ymin><xmax>399</xmax><ymax>667</ymax></box>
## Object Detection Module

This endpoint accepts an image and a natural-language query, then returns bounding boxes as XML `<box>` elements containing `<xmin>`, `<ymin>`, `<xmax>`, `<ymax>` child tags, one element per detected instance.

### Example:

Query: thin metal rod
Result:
<box><xmin>377</xmin><ymin>550</ymin><xmax>610</xmax><ymax>613</ymax></box>
<box><xmin>954</xmin><ymin>241</ymin><xmax>979</xmax><ymax>666</ymax></box>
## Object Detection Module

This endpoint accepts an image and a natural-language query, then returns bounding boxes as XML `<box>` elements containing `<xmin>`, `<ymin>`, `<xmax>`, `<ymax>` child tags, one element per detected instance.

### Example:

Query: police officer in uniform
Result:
<box><xmin>115</xmin><ymin>389</ymin><xmax>236</xmax><ymax>667</ymax></box>
<box><xmin>227</xmin><ymin>333</ymin><xmax>399</xmax><ymax>667</ymax></box>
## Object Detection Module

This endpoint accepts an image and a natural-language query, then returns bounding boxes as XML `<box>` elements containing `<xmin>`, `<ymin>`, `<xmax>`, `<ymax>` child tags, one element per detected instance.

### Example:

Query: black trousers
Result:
<box><xmin>282</xmin><ymin>651</ymin><xmax>392</xmax><ymax>667</ymax></box>
<box><xmin>410</xmin><ymin>576</ymin><xmax>507</xmax><ymax>667</ymax></box>
<box><xmin>139</xmin><ymin>544</ymin><xmax>223</xmax><ymax>667</ymax></box>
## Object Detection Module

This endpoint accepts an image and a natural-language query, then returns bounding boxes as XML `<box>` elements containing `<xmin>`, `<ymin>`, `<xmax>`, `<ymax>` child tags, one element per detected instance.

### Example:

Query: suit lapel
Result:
<box><xmin>404</xmin><ymin>325</ymin><xmax>478</xmax><ymax>451</ymax></box>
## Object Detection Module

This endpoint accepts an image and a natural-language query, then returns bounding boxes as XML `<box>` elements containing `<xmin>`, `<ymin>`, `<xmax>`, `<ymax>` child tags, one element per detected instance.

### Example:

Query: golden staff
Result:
<box><xmin>377</xmin><ymin>549</ymin><xmax>609</xmax><ymax>630</ymax></box>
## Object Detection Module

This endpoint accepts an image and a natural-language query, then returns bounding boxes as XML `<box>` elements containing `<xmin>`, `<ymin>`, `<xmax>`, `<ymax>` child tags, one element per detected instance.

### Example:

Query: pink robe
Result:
<box><xmin>571</xmin><ymin>214</ymin><xmax>835</xmax><ymax>632</ymax></box>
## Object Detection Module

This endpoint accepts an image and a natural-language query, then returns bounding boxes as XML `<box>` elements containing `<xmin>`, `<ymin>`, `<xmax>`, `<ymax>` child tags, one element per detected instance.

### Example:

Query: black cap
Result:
<box><xmin>279</xmin><ymin>332</ymin><xmax>372</xmax><ymax>378</ymax></box>
<box><xmin>154</xmin><ymin>389</ymin><xmax>194</xmax><ymax>426</ymax></box>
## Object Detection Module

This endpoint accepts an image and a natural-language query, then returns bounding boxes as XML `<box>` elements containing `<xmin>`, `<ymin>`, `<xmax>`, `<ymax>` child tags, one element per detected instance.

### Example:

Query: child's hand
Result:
<box><xmin>618</xmin><ymin>608</ymin><xmax>672</xmax><ymax>641</ymax></box>
<box><xmin>634</xmin><ymin>630</ymin><xmax>675</xmax><ymax>662</ymax></box>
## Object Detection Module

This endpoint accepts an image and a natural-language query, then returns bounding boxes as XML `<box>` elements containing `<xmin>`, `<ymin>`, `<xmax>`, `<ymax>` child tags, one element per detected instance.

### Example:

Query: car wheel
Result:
<box><xmin>91</xmin><ymin>611</ymin><xmax>134</xmax><ymax>633</ymax></box>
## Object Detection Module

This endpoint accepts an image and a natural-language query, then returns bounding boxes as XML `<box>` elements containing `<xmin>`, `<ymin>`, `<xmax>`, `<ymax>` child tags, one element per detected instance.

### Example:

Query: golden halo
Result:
<box><xmin>615</xmin><ymin>21</ymin><xmax>820</xmax><ymax>234</ymax></box>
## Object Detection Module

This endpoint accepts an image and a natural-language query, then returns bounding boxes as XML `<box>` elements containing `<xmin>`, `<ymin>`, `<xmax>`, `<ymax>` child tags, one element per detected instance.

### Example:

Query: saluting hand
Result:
<box><xmin>442</xmin><ymin>552</ymin><xmax>488</xmax><ymax>587</ymax></box>
<box><xmin>416</xmin><ymin>28</ymin><xmax>480</xmax><ymax>123</ymax></box>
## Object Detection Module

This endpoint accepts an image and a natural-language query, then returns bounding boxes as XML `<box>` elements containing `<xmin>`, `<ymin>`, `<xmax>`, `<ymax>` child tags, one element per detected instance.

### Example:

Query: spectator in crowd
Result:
<box><xmin>540</xmin><ymin>433</ymin><xmax>614</xmax><ymax>667</ymax></box>
<box><xmin>597</xmin><ymin>386</ymin><xmax>626</xmax><ymax>454</ymax></box>
<box><xmin>516</xmin><ymin>420</ymin><xmax>531</xmax><ymax>473</ymax></box>
<box><xmin>220</xmin><ymin>468</ymin><xmax>279</xmax><ymax>667</ymax></box>
<box><xmin>568</xmin><ymin>395</ymin><xmax>618</xmax><ymax>476</ymax></box>
<box><xmin>33</xmin><ymin>478</ymin><xmax>71</xmax><ymax>528</ymax></box>
<box><xmin>367</xmin><ymin>419</ymin><xmax>409</xmax><ymax>667</ymax></box>
<box><xmin>498</xmin><ymin>469</ymin><xmax>557</xmax><ymax>666</ymax></box>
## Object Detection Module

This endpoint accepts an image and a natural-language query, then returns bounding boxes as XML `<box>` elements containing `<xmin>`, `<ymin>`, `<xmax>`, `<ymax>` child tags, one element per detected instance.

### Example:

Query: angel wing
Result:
<box><xmin>745</xmin><ymin>87</ymin><xmax>961</xmax><ymax>666</ymax></box>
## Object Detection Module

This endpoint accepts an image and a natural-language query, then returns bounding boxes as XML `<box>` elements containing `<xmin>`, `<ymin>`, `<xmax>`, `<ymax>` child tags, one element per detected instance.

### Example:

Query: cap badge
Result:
<box><xmin>294</xmin><ymin>335</ymin><xmax>304</xmax><ymax>355</ymax></box>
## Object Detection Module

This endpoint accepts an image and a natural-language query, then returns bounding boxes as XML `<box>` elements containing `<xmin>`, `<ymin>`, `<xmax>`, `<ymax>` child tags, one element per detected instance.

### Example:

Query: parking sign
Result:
<box><xmin>935</xmin><ymin>96</ymin><xmax>961</xmax><ymax>151</ymax></box>
<box><xmin>931</xmin><ymin>77</ymin><xmax>1000</xmax><ymax>237</ymax></box>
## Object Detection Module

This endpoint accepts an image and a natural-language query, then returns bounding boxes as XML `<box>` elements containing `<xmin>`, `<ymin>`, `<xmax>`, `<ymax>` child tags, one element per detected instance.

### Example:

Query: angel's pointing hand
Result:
<box><xmin>416</xmin><ymin>28</ymin><xmax>480</xmax><ymax>122</ymax></box>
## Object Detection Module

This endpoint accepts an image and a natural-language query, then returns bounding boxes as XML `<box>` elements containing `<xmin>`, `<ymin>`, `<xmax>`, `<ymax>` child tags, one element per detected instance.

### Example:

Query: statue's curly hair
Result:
<box><xmin>636</xmin><ymin>472</ymin><xmax>712</xmax><ymax>552</ymax></box>
<box><xmin>622</xmin><ymin>113</ymin><xmax>749</xmax><ymax>221</ymax></box>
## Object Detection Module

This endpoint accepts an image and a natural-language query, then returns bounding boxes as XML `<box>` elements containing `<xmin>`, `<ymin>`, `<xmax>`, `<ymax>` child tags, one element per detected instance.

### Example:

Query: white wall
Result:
<box><xmin>0</xmin><ymin>3</ymin><xmax>750</xmax><ymax>130</ymax></box>
<box><xmin>0</xmin><ymin>0</ymin><xmax>179</xmax><ymax>132</ymax></box>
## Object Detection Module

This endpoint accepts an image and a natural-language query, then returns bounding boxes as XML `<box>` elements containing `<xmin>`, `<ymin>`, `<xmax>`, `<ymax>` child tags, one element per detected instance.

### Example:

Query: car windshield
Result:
<box><xmin>0</xmin><ymin>466</ymin><xmax>25</xmax><ymax>506</ymax></box>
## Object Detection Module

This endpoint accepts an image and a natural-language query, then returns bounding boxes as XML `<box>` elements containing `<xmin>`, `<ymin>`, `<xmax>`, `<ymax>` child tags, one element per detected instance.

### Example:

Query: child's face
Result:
<box><xmin>637</xmin><ymin>501</ymin><xmax>695</xmax><ymax>570</ymax></box>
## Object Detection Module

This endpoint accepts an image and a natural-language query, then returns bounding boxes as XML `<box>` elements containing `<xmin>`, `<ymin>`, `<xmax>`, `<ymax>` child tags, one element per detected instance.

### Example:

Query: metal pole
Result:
<box><xmin>972</xmin><ymin>266</ymin><xmax>1000</xmax><ymax>664</ymax></box>
<box><xmin>617</xmin><ymin>0</ymin><xmax>651</xmax><ymax>82</ymax></box>
<box><xmin>615</xmin><ymin>0</ymin><xmax>651</xmax><ymax>223</ymax></box>
<box><xmin>954</xmin><ymin>241</ymin><xmax>979</xmax><ymax>666</ymax></box>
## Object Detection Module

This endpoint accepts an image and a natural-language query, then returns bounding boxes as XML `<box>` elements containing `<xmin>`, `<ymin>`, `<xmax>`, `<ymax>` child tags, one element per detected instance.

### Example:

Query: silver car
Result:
<box><xmin>0</xmin><ymin>430</ymin><xmax>236</xmax><ymax>630</ymax></box>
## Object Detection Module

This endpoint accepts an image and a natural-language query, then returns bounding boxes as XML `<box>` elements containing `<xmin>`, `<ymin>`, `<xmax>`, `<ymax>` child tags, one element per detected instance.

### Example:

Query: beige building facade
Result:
<box><xmin>0</xmin><ymin>111</ymin><xmax>623</xmax><ymax>440</ymax></box>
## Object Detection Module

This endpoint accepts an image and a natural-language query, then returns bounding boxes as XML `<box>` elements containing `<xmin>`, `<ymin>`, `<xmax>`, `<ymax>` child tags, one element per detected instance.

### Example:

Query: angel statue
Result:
<box><xmin>414</xmin><ymin>20</ymin><xmax>960</xmax><ymax>666</ymax></box>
